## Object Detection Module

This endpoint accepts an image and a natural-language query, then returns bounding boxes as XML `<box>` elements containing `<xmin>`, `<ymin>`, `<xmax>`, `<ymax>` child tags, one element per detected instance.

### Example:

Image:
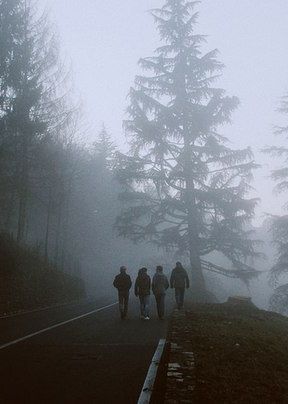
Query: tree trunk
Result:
<box><xmin>4</xmin><ymin>190</ymin><xmax>15</xmax><ymax>233</ymax></box>
<box><xmin>179</xmin><ymin>50</ymin><xmax>206</xmax><ymax>300</ymax></box>
<box><xmin>54</xmin><ymin>203</ymin><xmax>62</xmax><ymax>267</ymax></box>
<box><xmin>185</xmin><ymin>153</ymin><xmax>206</xmax><ymax>299</ymax></box>
<box><xmin>17</xmin><ymin>171</ymin><xmax>28</xmax><ymax>243</ymax></box>
<box><xmin>17</xmin><ymin>9</ymin><xmax>30</xmax><ymax>245</ymax></box>
<box><xmin>44</xmin><ymin>187</ymin><xmax>52</xmax><ymax>260</ymax></box>
<box><xmin>183</xmin><ymin>122</ymin><xmax>206</xmax><ymax>300</ymax></box>
<box><xmin>61</xmin><ymin>186</ymin><xmax>71</xmax><ymax>272</ymax></box>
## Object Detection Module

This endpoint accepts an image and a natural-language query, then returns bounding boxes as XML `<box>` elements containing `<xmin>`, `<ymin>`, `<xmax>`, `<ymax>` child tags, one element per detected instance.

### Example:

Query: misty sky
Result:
<box><xmin>42</xmin><ymin>0</ymin><xmax>288</xmax><ymax>221</ymax></box>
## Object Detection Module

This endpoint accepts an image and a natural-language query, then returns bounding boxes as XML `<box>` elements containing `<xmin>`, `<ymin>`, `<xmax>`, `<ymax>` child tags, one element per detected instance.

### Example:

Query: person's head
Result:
<box><xmin>120</xmin><ymin>266</ymin><xmax>127</xmax><ymax>274</ymax></box>
<box><xmin>141</xmin><ymin>267</ymin><xmax>147</xmax><ymax>274</ymax></box>
<box><xmin>156</xmin><ymin>265</ymin><xmax>163</xmax><ymax>273</ymax></box>
<box><xmin>176</xmin><ymin>261</ymin><xmax>182</xmax><ymax>269</ymax></box>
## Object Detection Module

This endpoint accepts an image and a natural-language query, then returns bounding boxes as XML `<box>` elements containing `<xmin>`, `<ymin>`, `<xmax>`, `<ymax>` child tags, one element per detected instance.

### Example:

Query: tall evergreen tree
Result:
<box><xmin>116</xmin><ymin>0</ymin><xmax>259</xmax><ymax>298</ymax></box>
<box><xmin>0</xmin><ymin>0</ymin><xmax>26</xmax><ymax>230</ymax></box>
<box><xmin>0</xmin><ymin>0</ymin><xmax>72</xmax><ymax>242</ymax></box>
<box><xmin>264</xmin><ymin>93</ymin><xmax>288</xmax><ymax>313</ymax></box>
<box><xmin>92</xmin><ymin>124</ymin><xmax>116</xmax><ymax>169</ymax></box>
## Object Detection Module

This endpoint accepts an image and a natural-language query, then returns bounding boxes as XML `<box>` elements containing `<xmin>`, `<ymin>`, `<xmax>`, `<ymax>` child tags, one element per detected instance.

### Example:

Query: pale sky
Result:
<box><xmin>42</xmin><ymin>0</ymin><xmax>288</xmax><ymax>221</ymax></box>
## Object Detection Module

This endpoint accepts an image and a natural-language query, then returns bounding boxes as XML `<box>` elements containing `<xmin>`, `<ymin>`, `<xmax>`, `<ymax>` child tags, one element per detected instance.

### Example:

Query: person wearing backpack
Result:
<box><xmin>170</xmin><ymin>261</ymin><xmax>190</xmax><ymax>309</ymax></box>
<box><xmin>152</xmin><ymin>265</ymin><xmax>169</xmax><ymax>319</ymax></box>
<box><xmin>113</xmin><ymin>266</ymin><xmax>132</xmax><ymax>319</ymax></box>
<box><xmin>135</xmin><ymin>267</ymin><xmax>151</xmax><ymax>320</ymax></box>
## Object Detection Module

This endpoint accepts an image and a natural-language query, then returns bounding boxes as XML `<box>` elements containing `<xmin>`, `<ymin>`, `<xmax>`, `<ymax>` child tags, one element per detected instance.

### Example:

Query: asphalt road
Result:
<box><xmin>0</xmin><ymin>295</ymin><xmax>173</xmax><ymax>404</ymax></box>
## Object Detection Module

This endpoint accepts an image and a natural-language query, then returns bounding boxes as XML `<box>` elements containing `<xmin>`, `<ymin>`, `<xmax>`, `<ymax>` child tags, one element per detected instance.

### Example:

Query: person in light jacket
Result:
<box><xmin>135</xmin><ymin>267</ymin><xmax>151</xmax><ymax>320</ymax></box>
<box><xmin>152</xmin><ymin>265</ymin><xmax>169</xmax><ymax>319</ymax></box>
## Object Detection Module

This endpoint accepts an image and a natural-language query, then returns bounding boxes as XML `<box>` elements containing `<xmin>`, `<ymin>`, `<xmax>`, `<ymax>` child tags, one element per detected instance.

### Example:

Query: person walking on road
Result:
<box><xmin>170</xmin><ymin>261</ymin><xmax>190</xmax><ymax>310</ymax></box>
<box><xmin>113</xmin><ymin>266</ymin><xmax>132</xmax><ymax>319</ymax></box>
<box><xmin>135</xmin><ymin>267</ymin><xmax>151</xmax><ymax>320</ymax></box>
<box><xmin>152</xmin><ymin>265</ymin><xmax>169</xmax><ymax>320</ymax></box>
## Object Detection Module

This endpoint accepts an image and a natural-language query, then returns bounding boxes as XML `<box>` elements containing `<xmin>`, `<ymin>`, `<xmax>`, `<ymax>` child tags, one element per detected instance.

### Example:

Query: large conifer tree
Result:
<box><xmin>116</xmin><ymin>0</ymin><xmax>258</xmax><ymax>298</ymax></box>
<box><xmin>0</xmin><ymin>0</ymin><xmax>72</xmax><ymax>242</ymax></box>
<box><xmin>264</xmin><ymin>93</ymin><xmax>288</xmax><ymax>313</ymax></box>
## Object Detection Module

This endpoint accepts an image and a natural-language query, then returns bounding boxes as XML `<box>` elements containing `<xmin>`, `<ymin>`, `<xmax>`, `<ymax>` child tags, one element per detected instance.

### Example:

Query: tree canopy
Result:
<box><xmin>116</xmin><ymin>0</ymin><xmax>259</xmax><ymax>298</ymax></box>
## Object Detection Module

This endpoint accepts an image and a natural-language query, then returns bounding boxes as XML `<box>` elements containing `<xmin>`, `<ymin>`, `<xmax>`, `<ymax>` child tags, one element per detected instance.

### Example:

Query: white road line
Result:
<box><xmin>0</xmin><ymin>302</ymin><xmax>117</xmax><ymax>351</ymax></box>
<box><xmin>0</xmin><ymin>299</ymin><xmax>85</xmax><ymax>319</ymax></box>
<box><xmin>137</xmin><ymin>338</ymin><xmax>166</xmax><ymax>404</ymax></box>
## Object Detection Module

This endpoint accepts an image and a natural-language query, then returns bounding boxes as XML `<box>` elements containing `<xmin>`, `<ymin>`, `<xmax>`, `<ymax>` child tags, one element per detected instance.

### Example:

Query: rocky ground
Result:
<box><xmin>164</xmin><ymin>300</ymin><xmax>288</xmax><ymax>403</ymax></box>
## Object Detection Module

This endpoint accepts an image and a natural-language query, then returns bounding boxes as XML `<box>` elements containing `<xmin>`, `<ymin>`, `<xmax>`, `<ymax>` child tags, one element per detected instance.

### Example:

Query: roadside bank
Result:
<box><xmin>163</xmin><ymin>301</ymin><xmax>288</xmax><ymax>403</ymax></box>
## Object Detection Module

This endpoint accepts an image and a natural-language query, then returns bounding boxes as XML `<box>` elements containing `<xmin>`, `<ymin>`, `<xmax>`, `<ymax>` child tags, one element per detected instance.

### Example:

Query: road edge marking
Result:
<box><xmin>137</xmin><ymin>338</ymin><xmax>166</xmax><ymax>404</ymax></box>
<box><xmin>0</xmin><ymin>299</ymin><xmax>88</xmax><ymax>319</ymax></box>
<box><xmin>0</xmin><ymin>302</ymin><xmax>117</xmax><ymax>351</ymax></box>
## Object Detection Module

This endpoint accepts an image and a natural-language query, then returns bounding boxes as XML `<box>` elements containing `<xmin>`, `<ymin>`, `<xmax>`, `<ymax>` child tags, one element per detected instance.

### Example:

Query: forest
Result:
<box><xmin>1</xmin><ymin>0</ymin><xmax>288</xmax><ymax>314</ymax></box>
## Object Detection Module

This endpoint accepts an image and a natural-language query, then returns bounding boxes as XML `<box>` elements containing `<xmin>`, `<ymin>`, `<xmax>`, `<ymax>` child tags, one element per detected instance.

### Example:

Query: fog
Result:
<box><xmin>46</xmin><ymin>0</ymin><xmax>288</xmax><ymax>217</ymax></box>
<box><xmin>45</xmin><ymin>0</ymin><xmax>288</xmax><ymax>307</ymax></box>
<box><xmin>2</xmin><ymin>0</ymin><xmax>288</xmax><ymax>314</ymax></box>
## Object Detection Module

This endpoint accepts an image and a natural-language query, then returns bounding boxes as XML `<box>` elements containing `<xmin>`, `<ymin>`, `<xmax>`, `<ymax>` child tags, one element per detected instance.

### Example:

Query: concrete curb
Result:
<box><xmin>138</xmin><ymin>339</ymin><xmax>166</xmax><ymax>404</ymax></box>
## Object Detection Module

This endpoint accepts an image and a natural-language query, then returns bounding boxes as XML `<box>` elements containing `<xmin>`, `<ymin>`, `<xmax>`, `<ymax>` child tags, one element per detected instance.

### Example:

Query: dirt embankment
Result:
<box><xmin>165</xmin><ymin>301</ymin><xmax>288</xmax><ymax>403</ymax></box>
<box><xmin>0</xmin><ymin>234</ymin><xmax>85</xmax><ymax>316</ymax></box>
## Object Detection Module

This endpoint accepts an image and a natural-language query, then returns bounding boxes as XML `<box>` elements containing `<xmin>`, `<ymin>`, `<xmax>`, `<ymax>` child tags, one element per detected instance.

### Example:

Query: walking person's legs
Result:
<box><xmin>144</xmin><ymin>295</ymin><xmax>150</xmax><ymax>319</ymax></box>
<box><xmin>123</xmin><ymin>292</ymin><xmax>129</xmax><ymax>318</ymax></box>
<box><xmin>155</xmin><ymin>294</ymin><xmax>161</xmax><ymax>318</ymax></box>
<box><xmin>139</xmin><ymin>296</ymin><xmax>145</xmax><ymax>318</ymax></box>
<box><xmin>175</xmin><ymin>288</ymin><xmax>181</xmax><ymax>309</ymax></box>
<box><xmin>179</xmin><ymin>288</ymin><xmax>185</xmax><ymax>309</ymax></box>
<box><xmin>159</xmin><ymin>294</ymin><xmax>165</xmax><ymax>318</ymax></box>
<box><xmin>156</xmin><ymin>294</ymin><xmax>165</xmax><ymax>318</ymax></box>
<box><xmin>118</xmin><ymin>292</ymin><xmax>125</xmax><ymax>318</ymax></box>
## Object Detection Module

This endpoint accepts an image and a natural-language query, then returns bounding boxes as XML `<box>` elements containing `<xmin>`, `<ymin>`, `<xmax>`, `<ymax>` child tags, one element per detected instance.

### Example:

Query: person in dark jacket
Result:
<box><xmin>152</xmin><ymin>265</ymin><xmax>169</xmax><ymax>319</ymax></box>
<box><xmin>170</xmin><ymin>261</ymin><xmax>189</xmax><ymax>309</ymax></box>
<box><xmin>113</xmin><ymin>266</ymin><xmax>132</xmax><ymax>319</ymax></box>
<box><xmin>135</xmin><ymin>267</ymin><xmax>151</xmax><ymax>320</ymax></box>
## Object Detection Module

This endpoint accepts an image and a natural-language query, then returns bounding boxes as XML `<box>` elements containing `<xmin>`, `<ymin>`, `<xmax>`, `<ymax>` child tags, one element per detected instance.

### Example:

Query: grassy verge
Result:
<box><xmin>167</xmin><ymin>302</ymin><xmax>288</xmax><ymax>403</ymax></box>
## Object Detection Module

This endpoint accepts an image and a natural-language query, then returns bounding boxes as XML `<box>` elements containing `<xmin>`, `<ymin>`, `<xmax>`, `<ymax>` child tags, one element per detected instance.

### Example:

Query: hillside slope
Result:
<box><xmin>0</xmin><ymin>234</ymin><xmax>85</xmax><ymax>315</ymax></box>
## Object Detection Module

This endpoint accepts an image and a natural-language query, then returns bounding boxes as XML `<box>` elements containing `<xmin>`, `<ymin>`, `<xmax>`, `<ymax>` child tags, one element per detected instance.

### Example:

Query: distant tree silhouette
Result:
<box><xmin>0</xmin><ymin>0</ymin><xmax>73</xmax><ymax>243</ymax></box>
<box><xmin>264</xmin><ymin>93</ymin><xmax>288</xmax><ymax>313</ymax></box>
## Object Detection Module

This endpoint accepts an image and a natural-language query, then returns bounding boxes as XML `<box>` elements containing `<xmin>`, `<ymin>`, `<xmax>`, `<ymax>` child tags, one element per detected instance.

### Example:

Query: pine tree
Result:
<box><xmin>0</xmin><ymin>0</ymin><xmax>26</xmax><ymax>230</ymax></box>
<box><xmin>116</xmin><ymin>0</ymin><xmax>259</xmax><ymax>299</ymax></box>
<box><xmin>0</xmin><ymin>0</ymin><xmax>72</xmax><ymax>242</ymax></box>
<box><xmin>264</xmin><ymin>93</ymin><xmax>288</xmax><ymax>313</ymax></box>
<box><xmin>92</xmin><ymin>124</ymin><xmax>116</xmax><ymax>169</ymax></box>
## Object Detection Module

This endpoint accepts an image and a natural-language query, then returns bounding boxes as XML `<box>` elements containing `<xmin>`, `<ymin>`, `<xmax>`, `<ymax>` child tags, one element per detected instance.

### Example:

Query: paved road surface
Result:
<box><xmin>0</xmin><ymin>296</ymin><xmax>173</xmax><ymax>403</ymax></box>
